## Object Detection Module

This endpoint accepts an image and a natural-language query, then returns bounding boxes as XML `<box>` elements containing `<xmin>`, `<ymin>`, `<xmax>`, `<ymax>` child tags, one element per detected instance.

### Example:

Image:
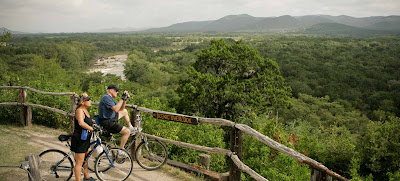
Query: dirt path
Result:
<box><xmin>1</xmin><ymin>126</ymin><xmax>183</xmax><ymax>181</ymax></box>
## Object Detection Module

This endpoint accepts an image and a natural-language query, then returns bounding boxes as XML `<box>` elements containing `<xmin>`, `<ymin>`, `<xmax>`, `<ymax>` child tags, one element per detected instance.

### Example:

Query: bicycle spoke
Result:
<box><xmin>136</xmin><ymin>139</ymin><xmax>168</xmax><ymax>170</ymax></box>
<box><xmin>95</xmin><ymin>147</ymin><xmax>133</xmax><ymax>181</ymax></box>
<box><xmin>39</xmin><ymin>149</ymin><xmax>73</xmax><ymax>181</ymax></box>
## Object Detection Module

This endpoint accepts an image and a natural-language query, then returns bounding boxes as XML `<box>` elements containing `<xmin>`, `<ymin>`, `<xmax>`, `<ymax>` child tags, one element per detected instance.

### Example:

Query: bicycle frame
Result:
<box><xmin>84</xmin><ymin>134</ymin><xmax>115</xmax><ymax>168</ymax></box>
<box><xmin>123</xmin><ymin>132</ymin><xmax>146</xmax><ymax>150</ymax></box>
<box><xmin>109</xmin><ymin>115</ymin><xmax>146</xmax><ymax>150</ymax></box>
<box><xmin>102</xmin><ymin>115</ymin><xmax>168</xmax><ymax>171</ymax></box>
<box><xmin>52</xmin><ymin>154</ymin><xmax>73</xmax><ymax>172</ymax></box>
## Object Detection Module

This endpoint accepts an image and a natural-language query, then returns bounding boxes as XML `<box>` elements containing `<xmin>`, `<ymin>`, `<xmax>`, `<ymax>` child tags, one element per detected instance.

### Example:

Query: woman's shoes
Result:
<box><xmin>83</xmin><ymin>177</ymin><xmax>97</xmax><ymax>181</ymax></box>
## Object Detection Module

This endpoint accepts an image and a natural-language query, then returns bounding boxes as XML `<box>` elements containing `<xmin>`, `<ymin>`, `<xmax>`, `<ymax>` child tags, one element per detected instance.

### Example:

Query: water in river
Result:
<box><xmin>88</xmin><ymin>54</ymin><xmax>128</xmax><ymax>80</ymax></box>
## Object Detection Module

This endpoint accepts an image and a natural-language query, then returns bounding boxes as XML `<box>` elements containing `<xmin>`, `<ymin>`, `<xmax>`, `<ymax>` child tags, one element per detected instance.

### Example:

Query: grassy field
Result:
<box><xmin>0</xmin><ymin>124</ymin><xmax>205</xmax><ymax>181</ymax></box>
<box><xmin>0</xmin><ymin>124</ymin><xmax>61</xmax><ymax>180</ymax></box>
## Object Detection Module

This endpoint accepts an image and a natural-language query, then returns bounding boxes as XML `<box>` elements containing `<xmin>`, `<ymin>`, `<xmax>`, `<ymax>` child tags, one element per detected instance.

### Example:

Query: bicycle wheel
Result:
<box><xmin>39</xmin><ymin>149</ymin><xmax>73</xmax><ymax>181</ymax></box>
<box><xmin>95</xmin><ymin>147</ymin><xmax>133</xmax><ymax>181</ymax></box>
<box><xmin>135</xmin><ymin>139</ymin><xmax>168</xmax><ymax>170</ymax></box>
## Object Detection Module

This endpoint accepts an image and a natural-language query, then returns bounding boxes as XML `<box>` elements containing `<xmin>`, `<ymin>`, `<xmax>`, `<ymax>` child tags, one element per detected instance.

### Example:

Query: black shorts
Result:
<box><xmin>100</xmin><ymin>113</ymin><xmax>123</xmax><ymax>134</ymax></box>
<box><xmin>70</xmin><ymin>132</ymin><xmax>91</xmax><ymax>153</ymax></box>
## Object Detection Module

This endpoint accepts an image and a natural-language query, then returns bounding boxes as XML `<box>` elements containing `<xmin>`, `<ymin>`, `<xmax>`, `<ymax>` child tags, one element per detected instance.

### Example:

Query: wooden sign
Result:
<box><xmin>153</xmin><ymin>112</ymin><xmax>198</xmax><ymax>125</ymax></box>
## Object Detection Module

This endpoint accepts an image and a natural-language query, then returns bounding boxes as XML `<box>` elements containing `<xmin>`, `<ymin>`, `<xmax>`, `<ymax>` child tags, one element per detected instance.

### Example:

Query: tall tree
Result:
<box><xmin>0</xmin><ymin>30</ymin><xmax>12</xmax><ymax>43</ymax></box>
<box><xmin>177</xmin><ymin>39</ymin><xmax>291</xmax><ymax>121</ymax></box>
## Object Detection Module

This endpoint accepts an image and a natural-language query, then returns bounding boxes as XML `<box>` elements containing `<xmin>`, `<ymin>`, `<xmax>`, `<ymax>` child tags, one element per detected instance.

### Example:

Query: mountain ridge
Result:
<box><xmin>2</xmin><ymin>14</ymin><xmax>400</xmax><ymax>37</ymax></box>
<box><xmin>142</xmin><ymin>14</ymin><xmax>400</xmax><ymax>36</ymax></box>
<box><xmin>0</xmin><ymin>27</ymin><xmax>27</xmax><ymax>34</ymax></box>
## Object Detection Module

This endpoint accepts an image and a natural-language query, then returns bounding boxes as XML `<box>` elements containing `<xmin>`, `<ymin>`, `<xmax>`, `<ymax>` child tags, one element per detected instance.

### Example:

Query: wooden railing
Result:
<box><xmin>0</xmin><ymin>86</ymin><xmax>348</xmax><ymax>181</ymax></box>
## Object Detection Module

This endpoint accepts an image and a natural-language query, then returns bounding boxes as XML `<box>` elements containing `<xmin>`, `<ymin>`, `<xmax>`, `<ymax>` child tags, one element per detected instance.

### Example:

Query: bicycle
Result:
<box><xmin>95</xmin><ymin>114</ymin><xmax>168</xmax><ymax>171</ymax></box>
<box><xmin>39</xmin><ymin>128</ymin><xmax>133</xmax><ymax>181</ymax></box>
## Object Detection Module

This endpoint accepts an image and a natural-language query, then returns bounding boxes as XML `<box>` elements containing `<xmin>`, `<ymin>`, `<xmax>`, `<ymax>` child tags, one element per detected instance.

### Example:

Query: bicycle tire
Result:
<box><xmin>135</xmin><ymin>139</ymin><xmax>168</xmax><ymax>170</ymax></box>
<box><xmin>95</xmin><ymin>147</ymin><xmax>133</xmax><ymax>181</ymax></box>
<box><xmin>39</xmin><ymin>149</ymin><xmax>73</xmax><ymax>181</ymax></box>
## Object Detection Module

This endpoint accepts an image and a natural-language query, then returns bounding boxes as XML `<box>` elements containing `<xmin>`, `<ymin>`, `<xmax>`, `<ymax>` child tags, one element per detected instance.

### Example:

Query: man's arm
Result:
<box><xmin>110</xmin><ymin>91</ymin><xmax>129</xmax><ymax>112</ymax></box>
<box><xmin>111</xmin><ymin>99</ymin><xmax>126</xmax><ymax>112</ymax></box>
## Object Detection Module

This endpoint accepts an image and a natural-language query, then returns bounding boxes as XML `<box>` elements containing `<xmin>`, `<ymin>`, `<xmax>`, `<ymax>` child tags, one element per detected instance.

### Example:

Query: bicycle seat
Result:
<box><xmin>58</xmin><ymin>134</ymin><xmax>72</xmax><ymax>142</ymax></box>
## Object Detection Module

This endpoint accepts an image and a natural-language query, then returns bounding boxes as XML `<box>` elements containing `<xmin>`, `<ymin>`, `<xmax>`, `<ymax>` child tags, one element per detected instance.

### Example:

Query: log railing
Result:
<box><xmin>0</xmin><ymin>86</ymin><xmax>348</xmax><ymax>181</ymax></box>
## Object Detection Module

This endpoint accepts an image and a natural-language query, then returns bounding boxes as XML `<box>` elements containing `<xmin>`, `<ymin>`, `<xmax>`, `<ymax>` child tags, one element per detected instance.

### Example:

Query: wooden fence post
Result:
<box><xmin>229</xmin><ymin>127</ymin><xmax>242</xmax><ymax>181</ymax></box>
<box><xmin>25</xmin><ymin>153</ymin><xmax>41</xmax><ymax>181</ymax></box>
<box><xmin>199</xmin><ymin>154</ymin><xmax>211</xmax><ymax>169</ymax></box>
<box><xmin>311</xmin><ymin>168</ymin><xmax>333</xmax><ymax>181</ymax></box>
<box><xmin>69</xmin><ymin>94</ymin><xmax>77</xmax><ymax>133</ymax></box>
<box><xmin>130</xmin><ymin>108</ymin><xmax>141</xmax><ymax>160</ymax></box>
<box><xmin>19</xmin><ymin>88</ymin><xmax>32</xmax><ymax>127</ymax></box>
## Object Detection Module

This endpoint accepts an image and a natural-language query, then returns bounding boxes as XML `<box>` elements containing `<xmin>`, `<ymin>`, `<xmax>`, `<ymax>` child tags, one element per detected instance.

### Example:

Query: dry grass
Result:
<box><xmin>0</xmin><ymin>125</ymin><xmax>45</xmax><ymax>180</ymax></box>
<box><xmin>160</xmin><ymin>164</ymin><xmax>207</xmax><ymax>181</ymax></box>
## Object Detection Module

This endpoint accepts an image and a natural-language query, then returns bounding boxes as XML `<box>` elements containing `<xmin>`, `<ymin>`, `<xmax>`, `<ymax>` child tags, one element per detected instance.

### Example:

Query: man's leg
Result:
<box><xmin>118</xmin><ymin>108</ymin><xmax>137</xmax><ymax>135</ymax></box>
<box><xmin>119</xmin><ymin>127</ymin><xmax>130</xmax><ymax>148</ymax></box>
<box><xmin>118</xmin><ymin>109</ymin><xmax>132</xmax><ymax>127</ymax></box>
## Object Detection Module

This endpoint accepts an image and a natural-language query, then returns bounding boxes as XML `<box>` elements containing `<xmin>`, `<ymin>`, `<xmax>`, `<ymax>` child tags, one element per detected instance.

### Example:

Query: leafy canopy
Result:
<box><xmin>0</xmin><ymin>31</ymin><xmax>12</xmax><ymax>42</ymax></box>
<box><xmin>177</xmin><ymin>39</ymin><xmax>291</xmax><ymax>121</ymax></box>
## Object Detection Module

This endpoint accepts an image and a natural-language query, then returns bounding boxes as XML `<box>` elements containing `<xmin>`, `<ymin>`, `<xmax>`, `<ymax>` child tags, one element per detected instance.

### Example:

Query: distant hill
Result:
<box><xmin>143</xmin><ymin>14</ymin><xmax>400</xmax><ymax>37</ymax></box>
<box><xmin>363</xmin><ymin>18</ymin><xmax>400</xmax><ymax>33</ymax></box>
<box><xmin>321</xmin><ymin>15</ymin><xmax>399</xmax><ymax>28</ymax></box>
<box><xmin>3</xmin><ymin>14</ymin><xmax>400</xmax><ymax>37</ymax></box>
<box><xmin>147</xmin><ymin>21</ymin><xmax>214</xmax><ymax>33</ymax></box>
<box><xmin>95</xmin><ymin>27</ymin><xmax>149</xmax><ymax>33</ymax></box>
<box><xmin>295</xmin><ymin>23</ymin><xmax>387</xmax><ymax>37</ymax></box>
<box><xmin>0</xmin><ymin>27</ymin><xmax>27</xmax><ymax>34</ymax></box>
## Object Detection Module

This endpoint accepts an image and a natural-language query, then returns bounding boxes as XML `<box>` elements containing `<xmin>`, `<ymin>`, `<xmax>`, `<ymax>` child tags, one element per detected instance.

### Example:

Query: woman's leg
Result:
<box><xmin>74</xmin><ymin>153</ymin><xmax>85</xmax><ymax>181</ymax></box>
<box><xmin>83</xmin><ymin>151</ymin><xmax>90</xmax><ymax>179</ymax></box>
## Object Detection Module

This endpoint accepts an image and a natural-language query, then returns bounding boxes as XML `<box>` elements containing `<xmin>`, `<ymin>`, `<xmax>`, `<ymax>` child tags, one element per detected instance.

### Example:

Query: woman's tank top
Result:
<box><xmin>74</xmin><ymin>112</ymin><xmax>93</xmax><ymax>134</ymax></box>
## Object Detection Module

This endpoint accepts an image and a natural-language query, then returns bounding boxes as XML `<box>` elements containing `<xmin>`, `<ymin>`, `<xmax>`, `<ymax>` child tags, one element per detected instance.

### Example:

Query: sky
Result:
<box><xmin>1</xmin><ymin>0</ymin><xmax>399</xmax><ymax>33</ymax></box>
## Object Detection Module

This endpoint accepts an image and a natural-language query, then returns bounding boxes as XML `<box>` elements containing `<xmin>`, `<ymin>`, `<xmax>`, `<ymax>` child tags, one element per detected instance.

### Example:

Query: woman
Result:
<box><xmin>70</xmin><ymin>93</ymin><xmax>97</xmax><ymax>181</ymax></box>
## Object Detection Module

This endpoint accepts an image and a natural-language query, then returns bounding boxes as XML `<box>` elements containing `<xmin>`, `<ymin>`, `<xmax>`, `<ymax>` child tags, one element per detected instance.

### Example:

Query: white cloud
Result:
<box><xmin>0</xmin><ymin>0</ymin><xmax>399</xmax><ymax>33</ymax></box>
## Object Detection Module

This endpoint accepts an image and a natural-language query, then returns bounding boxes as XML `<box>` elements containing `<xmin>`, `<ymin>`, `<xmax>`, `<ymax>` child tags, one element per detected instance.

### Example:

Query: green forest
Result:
<box><xmin>0</xmin><ymin>32</ymin><xmax>399</xmax><ymax>181</ymax></box>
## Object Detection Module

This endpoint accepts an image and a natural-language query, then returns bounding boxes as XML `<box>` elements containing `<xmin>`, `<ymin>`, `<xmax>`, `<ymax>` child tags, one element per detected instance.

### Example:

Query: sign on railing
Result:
<box><xmin>153</xmin><ymin>112</ymin><xmax>199</xmax><ymax>125</ymax></box>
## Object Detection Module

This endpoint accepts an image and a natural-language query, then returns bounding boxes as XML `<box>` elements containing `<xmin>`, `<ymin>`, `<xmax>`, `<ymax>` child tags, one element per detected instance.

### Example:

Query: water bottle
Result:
<box><xmin>81</xmin><ymin>129</ymin><xmax>88</xmax><ymax>140</ymax></box>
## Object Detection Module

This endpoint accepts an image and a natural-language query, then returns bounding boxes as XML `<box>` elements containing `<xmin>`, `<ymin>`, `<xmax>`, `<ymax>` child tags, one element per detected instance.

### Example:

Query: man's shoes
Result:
<box><xmin>83</xmin><ymin>177</ymin><xmax>97</xmax><ymax>181</ymax></box>
<box><xmin>118</xmin><ymin>150</ymin><xmax>129</xmax><ymax>158</ymax></box>
<box><xmin>117</xmin><ymin>150</ymin><xmax>129</xmax><ymax>163</ymax></box>
<box><xmin>129</xmin><ymin>127</ymin><xmax>138</xmax><ymax>136</ymax></box>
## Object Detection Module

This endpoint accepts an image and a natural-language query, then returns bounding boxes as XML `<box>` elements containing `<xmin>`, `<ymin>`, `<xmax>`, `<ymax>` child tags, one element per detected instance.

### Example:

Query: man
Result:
<box><xmin>98</xmin><ymin>84</ymin><xmax>135</xmax><ymax>152</ymax></box>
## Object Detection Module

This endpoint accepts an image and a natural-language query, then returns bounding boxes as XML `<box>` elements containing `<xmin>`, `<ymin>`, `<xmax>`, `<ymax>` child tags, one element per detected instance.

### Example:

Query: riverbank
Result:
<box><xmin>88</xmin><ymin>54</ymin><xmax>128</xmax><ymax>80</ymax></box>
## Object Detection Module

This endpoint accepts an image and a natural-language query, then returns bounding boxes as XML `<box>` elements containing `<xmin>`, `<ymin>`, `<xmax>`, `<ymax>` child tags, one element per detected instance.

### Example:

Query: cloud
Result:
<box><xmin>0</xmin><ymin>0</ymin><xmax>399</xmax><ymax>33</ymax></box>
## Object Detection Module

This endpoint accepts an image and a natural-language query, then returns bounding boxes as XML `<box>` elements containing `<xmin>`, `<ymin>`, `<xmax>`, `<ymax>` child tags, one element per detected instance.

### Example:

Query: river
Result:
<box><xmin>88</xmin><ymin>54</ymin><xmax>128</xmax><ymax>80</ymax></box>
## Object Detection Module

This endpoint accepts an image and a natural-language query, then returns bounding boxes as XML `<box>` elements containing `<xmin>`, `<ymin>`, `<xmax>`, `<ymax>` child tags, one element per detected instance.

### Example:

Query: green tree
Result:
<box><xmin>124</xmin><ymin>50</ymin><xmax>149</xmax><ymax>82</ymax></box>
<box><xmin>358</xmin><ymin>117</ymin><xmax>400</xmax><ymax>180</ymax></box>
<box><xmin>177</xmin><ymin>39</ymin><xmax>292</xmax><ymax>121</ymax></box>
<box><xmin>0</xmin><ymin>30</ymin><xmax>12</xmax><ymax>43</ymax></box>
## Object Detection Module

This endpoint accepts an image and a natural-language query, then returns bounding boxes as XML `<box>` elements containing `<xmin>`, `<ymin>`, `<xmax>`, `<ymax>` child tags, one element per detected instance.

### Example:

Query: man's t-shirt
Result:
<box><xmin>99</xmin><ymin>94</ymin><xmax>117</xmax><ymax>120</ymax></box>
